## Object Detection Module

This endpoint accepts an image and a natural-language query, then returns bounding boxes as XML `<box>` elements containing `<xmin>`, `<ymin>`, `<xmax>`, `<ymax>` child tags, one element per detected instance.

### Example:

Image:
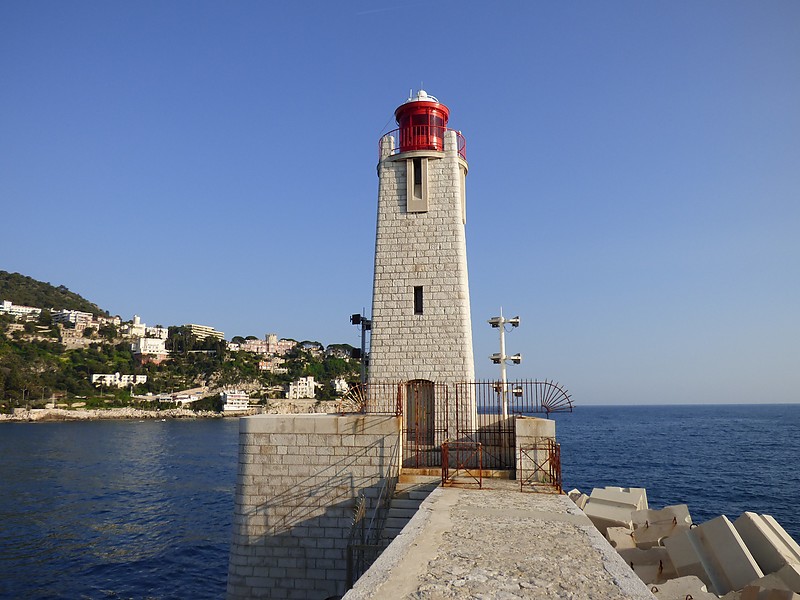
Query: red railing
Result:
<box><xmin>338</xmin><ymin>380</ymin><xmax>572</xmax><ymax>472</ymax></box>
<box><xmin>378</xmin><ymin>127</ymin><xmax>467</xmax><ymax>160</ymax></box>
<box><xmin>519</xmin><ymin>440</ymin><xmax>563</xmax><ymax>493</ymax></box>
<box><xmin>337</xmin><ymin>382</ymin><xmax>403</xmax><ymax>415</ymax></box>
<box><xmin>339</xmin><ymin>380</ymin><xmax>573</xmax><ymax>417</ymax></box>
<box><xmin>442</xmin><ymin>441</ymin><xmax>483</xmax><ymax>488</ymax></box>
<box><xmin>461</xmin><ymin>380</ymin><xmax>574</xmax><ymax>416</ymax></box>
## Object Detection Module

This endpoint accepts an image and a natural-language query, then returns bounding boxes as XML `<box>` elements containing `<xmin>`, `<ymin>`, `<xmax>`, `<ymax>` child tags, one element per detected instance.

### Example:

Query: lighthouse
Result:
<box><xmin>368</xmin><ymin>90</ymin><xmax>475</xmax><ymax>390</ymax></box>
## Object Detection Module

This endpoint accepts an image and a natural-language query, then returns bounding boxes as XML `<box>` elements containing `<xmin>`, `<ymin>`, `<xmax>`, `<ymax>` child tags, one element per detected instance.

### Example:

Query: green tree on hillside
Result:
<box><xmin>0</xmin><ymin>271</ymin><xmax>108</xmax><ymax>315</ymax></box>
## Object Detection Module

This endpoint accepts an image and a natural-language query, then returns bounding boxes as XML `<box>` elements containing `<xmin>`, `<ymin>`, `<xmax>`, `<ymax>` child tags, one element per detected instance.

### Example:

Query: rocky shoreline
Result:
<box><xmin>1</xmin><ymin>407</ymin><xmax>236</xmax><ymax>422</ymax></box>
<box><xmin>0</xmin><ymin>400</ymin><xmax>345</xmax><ymax>422</ymax></box>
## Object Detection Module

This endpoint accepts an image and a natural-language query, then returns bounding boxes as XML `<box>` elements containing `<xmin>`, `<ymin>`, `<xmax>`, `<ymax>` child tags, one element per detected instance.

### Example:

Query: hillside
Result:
<box><xmin>0</xmin><ymin>329</ymin><xmax>360</xmax><ymax>412</ymax></box>
<box><xmin>0</xmin><ymin>271</ymin><xmax>109</xmax><ymax>316</ymax></box>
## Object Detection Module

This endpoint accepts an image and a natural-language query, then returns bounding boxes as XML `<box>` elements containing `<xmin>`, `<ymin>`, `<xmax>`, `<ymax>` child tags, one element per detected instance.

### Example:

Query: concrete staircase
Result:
<box><xmin>380</xmin><ymin>474</ymin><xmax>440</xmax><ymax>544</ymax></box>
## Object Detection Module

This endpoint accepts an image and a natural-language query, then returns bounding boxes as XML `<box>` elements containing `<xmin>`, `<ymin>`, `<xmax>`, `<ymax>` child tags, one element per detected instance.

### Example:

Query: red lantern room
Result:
<box><xmin>394</xmin><ymin>90</ymin><xmax>450</xmax><ymax>153</ymax></box>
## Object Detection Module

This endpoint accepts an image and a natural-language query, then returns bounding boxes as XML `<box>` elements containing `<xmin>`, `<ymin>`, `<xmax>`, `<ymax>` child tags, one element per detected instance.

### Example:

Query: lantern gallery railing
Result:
<box><xmin>378</xmin><ymin>127</ymin><xmax>467</xmax><ymax>160</ymax></box>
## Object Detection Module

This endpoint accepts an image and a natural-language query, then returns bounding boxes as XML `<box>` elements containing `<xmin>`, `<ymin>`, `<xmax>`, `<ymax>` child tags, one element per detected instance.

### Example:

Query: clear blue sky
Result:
<box><xmin>2</xmin><ymin>2</ymin><xmax>798</xmax><ymax>404</ymax></box>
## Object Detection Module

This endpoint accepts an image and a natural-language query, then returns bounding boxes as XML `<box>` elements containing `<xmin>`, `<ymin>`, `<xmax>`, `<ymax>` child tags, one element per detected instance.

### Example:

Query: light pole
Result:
<box><xmin>488</xmin><ymin>309</ymin><xmax>521</xmax><ymax>420</ymax></box>
<box><xmin>350</xmin><ymin>312</ymin><xmax>372</xmax><ymax>384</ymax></box>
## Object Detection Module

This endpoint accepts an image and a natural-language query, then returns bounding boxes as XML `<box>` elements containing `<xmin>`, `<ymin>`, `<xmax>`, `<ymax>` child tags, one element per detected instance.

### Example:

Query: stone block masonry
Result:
<box><xmin>369</xmin><ymin>130</ymin><xmax>474</xmax><ymax>387</ymax></box>
<box><xmin>226</xmin><ymin>414</ymin><xmax>401</xmax><ymax>600</ymax></box>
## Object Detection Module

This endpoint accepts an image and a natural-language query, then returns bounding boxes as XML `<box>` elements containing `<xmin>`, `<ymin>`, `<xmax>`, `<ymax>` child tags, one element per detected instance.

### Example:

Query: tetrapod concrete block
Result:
<box><xmin>732</xmin><ymin>586</ymin><xmax>800</xmax><ymax>600</ymax></box>
<box><xmin>663</xmin><ymin>515</ymin><xmax>764</xmax><ymax>595</ymax></box>
<box><xmin>734</xmin><ymin>512</ymin><xmax>800</xmax><ymax>577</ymax></box>
<box><xmin>650</xmin><ymin>575</ymin><xmax>717</xmax><ymax>600</ymax></box>
<box><xmin>745</xmin><ymin>564</ymin><xmax>800</xmax><ymax>595</ymax></box>
<box><xmin>618</xmin><ymin>546</ymin><xmax>677</xmax><ymax>584</ymax></box>
<box><xmin>632</xmin><ymin>504</ymin><xmax>693</xmax><ymax>549</ymax></box>
<box><xmin>607</xmin><ymin>526</ymin><xmax>638</xmax><ymax>551</ymax></box>
<box><xmin>583</xmin><ymin>487</ymin><xmax>648</xmax><ymax>535</ymax></box>
<box><xmin>567</xmin><ymin>489</ymin><xmax>589</xmax><ymax>510</ymax></box>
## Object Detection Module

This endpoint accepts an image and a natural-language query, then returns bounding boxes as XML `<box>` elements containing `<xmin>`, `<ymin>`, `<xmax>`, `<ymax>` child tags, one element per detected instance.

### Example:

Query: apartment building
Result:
<box><xmin>0</xmin><ymin>300</ymin><xmax>42</xmax><ymax>321</ymax></box>
<box><xmin>185</xmin><ymin>323</ymin><xmax>225</xmax><ymax>341</ymax></box>
<box><xmin>131</xmin><ymin>337</ymin><xmax>169</xmax><ymax>364</ymax></box>
<box><xmin>287</xmin><ymin>376</ymin><xmax>316</xmax><ymax>400</ymax></box>
<box><xmin>91</xmin><ymin>373</ymin><xmax>148</xmax><ymax>388</ymax></box>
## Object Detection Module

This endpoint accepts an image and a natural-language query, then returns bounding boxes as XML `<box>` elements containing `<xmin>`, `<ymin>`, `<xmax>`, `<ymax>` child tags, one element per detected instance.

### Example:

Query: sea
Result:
<box><xmin>1</xmin><ymin>404</ymin><xmax>798</xmax><ymax>599</ymax></box>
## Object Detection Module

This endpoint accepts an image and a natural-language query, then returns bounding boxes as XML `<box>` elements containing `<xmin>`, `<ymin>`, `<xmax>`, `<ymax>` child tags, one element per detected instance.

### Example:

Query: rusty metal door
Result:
<box><xmin>403</xmin><ymin>380</ymin><xmax>447</xmax><ymax>468</ymax></box>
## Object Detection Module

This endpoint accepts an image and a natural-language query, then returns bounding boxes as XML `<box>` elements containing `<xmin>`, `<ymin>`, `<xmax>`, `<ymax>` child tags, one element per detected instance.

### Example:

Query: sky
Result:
<box><xmin>1</xmin><ymin>1</ymin><xmax>798</xmax><ymax>405</ymax></box>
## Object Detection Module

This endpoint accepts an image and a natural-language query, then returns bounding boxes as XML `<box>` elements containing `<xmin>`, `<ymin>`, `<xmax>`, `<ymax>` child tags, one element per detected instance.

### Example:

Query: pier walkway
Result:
<box><xmin>344</xmin><ymin>480</ymin><xmax>655</xmax><ymax>599</ymax></box>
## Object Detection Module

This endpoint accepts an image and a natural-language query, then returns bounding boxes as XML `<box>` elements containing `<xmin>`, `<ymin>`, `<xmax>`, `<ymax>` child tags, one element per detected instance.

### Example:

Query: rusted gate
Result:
<box><xmin>338</xmin><ymin>380</ymin><xmax>573</xmax><ymax>472</ymax></box>
<box><xmin>453</xmin><ymin>382</ymin><xmax>516</xmax><ymax>469</ymax></box>
<box><xmin>402</xmin><ymin>380</ymin><xmax>449</xmax><ymax>468</ymax></box>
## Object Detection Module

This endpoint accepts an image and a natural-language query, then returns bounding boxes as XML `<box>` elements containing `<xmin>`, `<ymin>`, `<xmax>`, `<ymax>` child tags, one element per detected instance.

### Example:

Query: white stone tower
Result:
<box><xmin>368</xmin><ymin>90</ymin><xmax>475</xmax><ymax>386</ymax></box>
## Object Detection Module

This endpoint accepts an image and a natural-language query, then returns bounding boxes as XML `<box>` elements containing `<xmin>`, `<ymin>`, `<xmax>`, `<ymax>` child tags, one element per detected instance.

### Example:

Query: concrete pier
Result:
<box><xmin>344</xmin><ymin>481</ymin><xmax>655</xmax><ymax>599</ymax></box>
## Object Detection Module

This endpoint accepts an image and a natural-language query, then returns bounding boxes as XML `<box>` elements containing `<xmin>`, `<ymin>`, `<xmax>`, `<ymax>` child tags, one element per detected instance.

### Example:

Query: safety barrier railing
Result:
<box><xmin>464</xmin><ymin>380</ymin><xmax>574</xmax><ymax>416</ymax></box>
<box><xmin>519</xmin><ymin>439</ymin><xmax>563</xmax><ymax>494</ymax></box>
<box><xmin>338</xmin><ymin>382</ymin><xmax>403</xmax><ymax>416</ymax></box>
<box><xmin>441</xmin><ymin>441</ymin><xmax>483</xmax><ymax>489</ymax></box>
<box><xmin>364</xmin><ymin>437</ymin><xmax>400</xmax><ymax>544</ymax></box>
<box><xmin>339</xmin><ymin>380</ymin><xmax>573</xmax><ymax>417</ymax></box>
<box><xmin>378</xmin><ymin>127</ymin><xmax>467</xmax><ymax>160</ymax></box>
<box><xmin>338</xmin><ymin>380</ymin><xmax>571</xmax><ymax>474</ymax></box>
<box><xmin>346</xmin><ymin>494</ymin><xmax>368</xmax><ymax>588</ymax></box>
<box><xmin>345</xmin><ymin>434</ymin><xmax>401</xmax><ymax>590</ymax></box>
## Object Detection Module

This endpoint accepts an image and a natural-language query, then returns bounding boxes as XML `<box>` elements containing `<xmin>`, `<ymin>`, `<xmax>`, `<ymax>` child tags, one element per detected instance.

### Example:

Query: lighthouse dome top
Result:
<box><xmin>381</xmin><ymin>90</ymin><xmax>465</xmax><ymax>160</ymax></box>
<box><xmin>405</xmin><ymin>89</ymin><xmax>440</xmax><ymax>104</ymax></box>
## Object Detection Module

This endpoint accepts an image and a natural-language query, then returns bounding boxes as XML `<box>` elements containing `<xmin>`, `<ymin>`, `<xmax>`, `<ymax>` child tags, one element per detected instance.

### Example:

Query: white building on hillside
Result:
<box><xmin>259</xmin><ymin>356</ymin><xmax>288</xmax><ymax>374</ymax></box>
<box><xmin>120</xmin><ymin>315</ymin><xmax>147</xmax><ymax>338</ymax></box>
<box><xmin>287</xmin><ymin>376</ymin><xmax>316</xmax><ymax>400</ymax></box>
<box><xmin>91</xmin><ymin>373</ymin><xmax>147</xmax><ymax>388</ymax></box>
<box><xmin>221</xmin><ymin>390</ymin><xmax>250</xmax><ymax>411</ymax></box>
<box><xmin>276</xmin><ymin>338</ymin><xmax>297</xmax><ymax>355</ymax></box>
<box><xmin>132</xmin><ymin>337</ymin><xmax>168</xmax><ymax>363</ymax></box>
<box><xmin>96</xmin><ymin>315</ymin><xmax>122</xmax><ymax>327</ymax></box>
<box><xmin>52</xmin><ymin>309</ymin><xmax>93</xmax><ymax>327</ymax></box>
<box><xmin>173</xmin><ymin>393</ymin><xmax>199</xmax><ymax>407</ymax></box>
<box><xmin>0</xmin><ymin>300</ymin><xmax>42</xmax><ymax>321</ymax></box>
<box><xmin>185</xmin><ymin>323</ymin><xmax>225</xmax><ymax>341</ymax></box>
<box><xmin>145</xmin><ymin>325</ymin><xmax>168</xmax><ymax>339</ymax></box>
<box><xmin>332</xmin><ymin>378</ymin><xmax>349</xmax><ymax>395</ymax></box>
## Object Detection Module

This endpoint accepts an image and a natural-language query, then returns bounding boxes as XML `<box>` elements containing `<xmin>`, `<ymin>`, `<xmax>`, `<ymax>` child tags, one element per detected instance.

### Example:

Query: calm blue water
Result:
<box><xmin>552</xmin><ymin>404</ymin><xmax>800</xmax><ymax>541</ymax></box>
<box><xmin>0</xmin><ymin>405</ymin><xmax>798</xmax><ymax>599</ymax></box>
<box><xmin>0</xmin><ymin>419</ymin><xmax>239</xmax><ymax>600</ymax></box>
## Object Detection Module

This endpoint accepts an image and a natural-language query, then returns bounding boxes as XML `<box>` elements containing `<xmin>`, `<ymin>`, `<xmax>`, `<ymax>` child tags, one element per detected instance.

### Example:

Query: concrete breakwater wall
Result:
<box><xmin>572</xmin><ymin>486</ymin><xmax>800</xmax><ymax>599</ymax></box>
<box><xmin>226</xmin><ymin>413</ymin><xmax>400</xmax><ymax>600</ymax></box>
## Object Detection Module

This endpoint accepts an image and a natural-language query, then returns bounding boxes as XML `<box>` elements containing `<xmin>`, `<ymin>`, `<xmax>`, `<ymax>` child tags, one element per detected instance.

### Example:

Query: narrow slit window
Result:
<box><xmin>413</xmin><ymin>286</ymin><xmax>423</xmax><ymax>315</ymax></box>
<box><xmin>406</xmin><ymin>158</ymin><xmax>428</xmax><ymax>212</ymax></box>
<box><xmin>413</xmin><ymin>157</ymin><xmax>422</xmax><ymax>199</ymax></box>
